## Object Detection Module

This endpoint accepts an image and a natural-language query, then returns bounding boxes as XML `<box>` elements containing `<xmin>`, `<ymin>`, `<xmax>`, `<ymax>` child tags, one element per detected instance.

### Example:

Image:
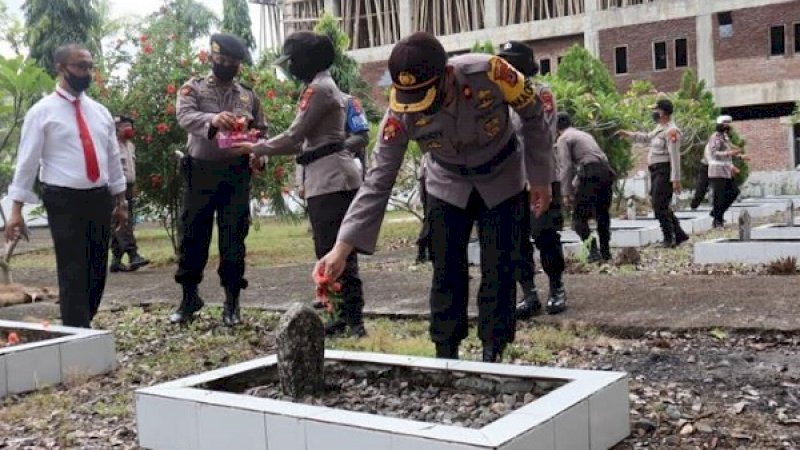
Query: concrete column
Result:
<box><xmin>583</xmin><ymin>0</ymin><xmax>599</xmax><ymax>57</ymax></box>
<box><xmin>484</xmin><ymin>0</ymin><xmax>500</xmax><ymax>29</ymax></box>
<box><xmin>323</xmin><ymin>0</ymin><xmax>339</xmax><ymax>16</ymax></box>
<box><xmin>398</xmin><ymin>0</ymin><xmax>414</xmax><ymax>37</ymax></box>
<box><xmin>695</xmin><ymin>13</ymin><xmax>716</xmax><ymax>89</ymax></box>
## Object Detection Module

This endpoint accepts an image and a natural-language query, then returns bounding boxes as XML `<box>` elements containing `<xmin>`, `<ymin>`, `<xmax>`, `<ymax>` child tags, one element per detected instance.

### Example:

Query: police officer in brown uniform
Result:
<box><xmin>557</xmin><ymin>113</ymin><xmax>615</xmax><ymax>262</ymax></box>
<box><xmin>239</xmin><ymin>31</ymin><xmax>366</xmax><ymax>337</ymax></box>
<box><xmin>619</xmin><ymin>99</ymin><xmax>688</xmax><ymax>248</ymax></box>
<box><xmin>170</xmin><ymin>33</ymin><xmax>267</xmax><ymax>326</ymax></box>
<box><xmin>707</xmin><ymin>115</ymin><xmax>746</xmax><ymax>227</ymax></box>
<box><xmin>497</xmin><ymin>41</ymin><xmax>567</xmax><ymax>317</ymax></box>
<box><xmin>311</xmin><ymin>32</ymin><xmax>553</xmax><ymax>362</ymax></box>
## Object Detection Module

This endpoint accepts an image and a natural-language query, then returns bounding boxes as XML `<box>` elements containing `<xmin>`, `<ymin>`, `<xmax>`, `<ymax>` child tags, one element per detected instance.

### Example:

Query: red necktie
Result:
<box><xmin>58</xmin><ymin>92</ymin><xmax>100</xmax><ymax>182</ymax></box>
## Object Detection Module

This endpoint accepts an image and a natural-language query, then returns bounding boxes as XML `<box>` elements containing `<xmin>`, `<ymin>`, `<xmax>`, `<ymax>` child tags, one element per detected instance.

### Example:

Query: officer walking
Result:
<box><xmin>619</xmin><ymin>99</ymin><xmax>688</xmax><ymax>248</ymax></box>
<box><xmin>497</xmin><ymin>41</ymin><xmax>567</xmax><ymax>317</ymax></box>
<box><xmin>690</xmin><ymin>144</ymin><xmax>710</xmax><ymax>210</ymax></box>
<box><xmin>557</xmin><ymin>113</ymin><xmax>616</xmax><ymax>262</ymax></box>
<box><xmin>110</xmin><ymin>115</ymin><xmax>150</xmax><ymax>273</ymax></box>
<box><xmin>238</xmin><ymin>31</ymin><xmax>366</xmax><ymax>337</ymax></box>
<box><xmin>170</xmin><ymin>33</ymin><xmax>267</xmax><ymax>326</ymax></box>
<box><xmin>310</xmin><ymin>32</ymin><xmax>553</xmax><ymax>362</ymax></box>
<box><xmin>707</xmin><ymin>115</ymin><xmax>747</xmax><ymax>227</ymax></box>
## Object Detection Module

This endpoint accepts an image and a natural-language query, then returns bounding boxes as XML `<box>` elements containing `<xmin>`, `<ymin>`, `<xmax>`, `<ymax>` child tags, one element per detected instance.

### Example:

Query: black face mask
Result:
<box><xmin>651</xmin><ymin>111</ymin><xmax>662</xmax><ymax>123</ymax></box>
<box><xmin>63</xmin><ymin>69</ymin><xmax>92</xmax><ymax>93</ymax></box>
<box><xmin>212</xmin><ymin>63</ymin><xmax>238</xmax><ymax>82</ymax></box>
<box><xmin>716</xmin><ymin>124</ymin><xmax>731</xmax><ymax>133</ymax></box>
<box><xmin>288</xmin><ymin>57</ymin><xmax>318</xmax><ymax>84</ymax></box>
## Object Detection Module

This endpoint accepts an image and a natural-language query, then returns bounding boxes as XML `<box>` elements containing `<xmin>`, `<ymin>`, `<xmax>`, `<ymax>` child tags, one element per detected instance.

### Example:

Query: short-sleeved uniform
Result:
<box><xmin>706</xmin><ymin>131</ymin><xmax>740</xmax><ymax>223</ymax></box>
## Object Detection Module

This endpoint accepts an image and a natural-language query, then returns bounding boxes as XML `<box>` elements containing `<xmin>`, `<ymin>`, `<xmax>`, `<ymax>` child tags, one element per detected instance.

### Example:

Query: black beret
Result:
<box><xmin>654</xmin><ymin>99</ymin><xmax>674</xmax><ymax>115</ymax></box>
<box><xmin>498</xmin><ymin>40</ymin><xmax>538</xmax><ymax>77</ymax></box>
<box><xmin>114</xmin><ymin>115</ymin><xmax>134</xmax><ymax>125</ymax></box>
<box><xmin>210</xmin><ymin>33</ymin><xmax>248</xmax><ymax>62</ymax></box>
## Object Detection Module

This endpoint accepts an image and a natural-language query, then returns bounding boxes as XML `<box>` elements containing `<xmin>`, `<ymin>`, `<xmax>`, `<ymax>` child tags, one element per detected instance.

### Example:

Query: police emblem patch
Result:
<box><xmin>352</xmin><ymin>98</ymin><xmax>363</xmax><ymax>113</ymax></box>
<box><xmin>669</xmin><ymin>129</ymin><xmax>679</xmax><ymax>143</ymax></box>
<box><xmin>478</xmin><ymin>89</ymin><xmax>494</xmax><ymax>110</ymax></box>
<box><xmin>541</xmin><ymin>91</ymin><xmax>554</xmax><ymax>113</ymax></box>
<box><xmin>382</xmin><ymin>117</ymin><xmax>403</xmax><ymax>143</ymax></box>
<box><xmin>298</xmin><ymin>87</ymin><xmax>314</xmax><ymax>112</ymax></box>
<box><xmin>483</xmin><ymin>117</ymin><xmax>501</xmax><ymax>137</ymax></box>
<box><xmin>463</xmin><ymin>85</ymin><xmax>473</xmax><ymax>99</ymax></box>
<box><xmin>491</xmin><ymin>58</ymin><xmax>518</xmax><ymax>87</ymax></box>
<box><xmin>180</xmin><ymin>86</ymin><xmax>193</xmax><ymax>96</ymax></box>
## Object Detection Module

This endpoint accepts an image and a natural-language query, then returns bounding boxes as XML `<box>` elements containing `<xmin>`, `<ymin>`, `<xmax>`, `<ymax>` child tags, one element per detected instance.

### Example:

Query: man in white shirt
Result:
<box><xmin>4</xmin><ymin>44</ymin><xmax>128</xmax><ymax>328</ymax></box>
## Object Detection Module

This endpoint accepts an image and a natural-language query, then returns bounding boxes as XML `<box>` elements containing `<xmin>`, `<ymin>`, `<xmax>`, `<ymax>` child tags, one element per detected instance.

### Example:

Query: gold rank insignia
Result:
<box><xmin>426</xmin><ymin>141</ymin><xmax>442</xmax><ymax>151</ymax></box>
<box><xmin>415</xmin><ymin>116</ymin><xmax>432</xmax><ymax>127</ymax></box>
<box><xmin>398</xmin><ymin>72</ymin><xmax>416</xmax><ymax>87</ymax></box>
<box><xmin>239</xmin><ymin>94</ymin><xmax>250</xmax><ymax>103</ymax></box>
<box><xmin>211</xmin><ymin>42</ymin><xmax>221</xmax><ymax>53</ymax></box>
<box><xmin>478</xmin><ymin>89</ymin><xmax>493</xmax><ymax>110</ymax></box>
<box><xmin>483</xmin><ymin>117</ymin><xmax>501</xmax><ymax>137</ymax></box>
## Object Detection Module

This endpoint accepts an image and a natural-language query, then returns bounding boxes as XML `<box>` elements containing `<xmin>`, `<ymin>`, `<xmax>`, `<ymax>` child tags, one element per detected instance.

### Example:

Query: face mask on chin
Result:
<box><xmin>212</xmin><ymin>63</ymin><xmax>238</xmax><ymax>82</ymax></box>
<box><xmin>63</xmin><ymin>69</ymin><xmax>92</xmax><ymax>93</ymax></box>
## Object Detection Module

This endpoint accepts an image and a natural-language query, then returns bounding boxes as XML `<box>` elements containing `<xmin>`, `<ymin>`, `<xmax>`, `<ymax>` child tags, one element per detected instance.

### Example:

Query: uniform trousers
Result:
<box><xmin>175</xmin><ymin>156</ymin><xmax>250</xmax><ymax>291</ymax></box>
<box><xmin>515</xmin><ymin>182</ymin><xmax>565</xmax><ymax>290</ymax></box>
<box><xmin>111</xmin><ymin>183</ymin><xmax>137</xmax><ymax>258</ymax></box>
<box><xmin>649</xmin><ymin>162</ymin><xmax>686</xmax><ymax>241</ymax></box>
<box><xmin>42</xmin><ymin>184</ymin><xmax>112</xmax><ymax>328</ymax></box>
<box><xmin>690</xmin><ymin>164</ymin><xmax>709</xmax><ymax>209</ymax></box>
<box><xmin>307</xmin><ymin>189</ymin><xmax>364</xmax><ymax>325</ymax></box>
<box><xmin>573</xmin><ymin>163</ymin><xmax>614</xmax><ymax>248</ymax></box>
<box><xmin>710</xmin><ymin>177</ymin><xmax>739</xmax><ymax>223</ymax></box>
<box><xmin>428</xmin><ymin>189</ymin><xmax>526</xmax><ymax>348</ymax></box>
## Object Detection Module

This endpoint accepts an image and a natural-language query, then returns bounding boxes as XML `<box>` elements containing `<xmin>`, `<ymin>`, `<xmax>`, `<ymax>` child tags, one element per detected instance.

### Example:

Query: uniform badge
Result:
<box><xmin>211</xmin><ymin>42</ymin><xmax>221</xmax><ymax>53</ymax></box>
<box><xmin>491</xmin><ymin>57</ymin><xmax>518</xmax><ymax>87</ymax></box>
<box><xmin>478</xmin><ymin>89</ymin><xmax>494</xmax><ymax>110</ymax></box>
<box><xmin>298</xmin><ymin>87</ymin><xmax>314</xmax><ymax>112</ymax></box>
<box><xmin>669</xmin><ymin>129</ymin><xmax>679</xmax><ymax>143</ymax></box>
<box><xmin>483</xmin><ymin>117</ymin><xmax>501</xmax><ymax>137</ymax></box>
<box><xmin>463</xmin><ymin>85</ymin><xmax>473</xmax><ymax>99</ymax></box>
<box><xmin>398</xmin><ymin>72</ymin><xmax>417</xmax><ymax>87</ymax></box>
<box><xmin>382</xmin><ymin>117</ymin><xmax>403</xmax><ymax>143</ymax></box>
<box><xmin>415</xmin><ymin>116</ymin><xmax>432</xmax><ymax>127</ymax></box>
<box><xmin>541</xmin><ymin>91</ymin><xmax>554</xmax><ymax>113</ymax></box>
<box><xmin>426</xmin><ymin>141</ymin><xmax>442</xmax><ymax>151</ymax></box>
<box><xmin>179</xmin><ymin>86</ymin><xmax>193</xmax><ymax>96</ymax></box>
<box><xmin>239</xmin><ymin>94</ymin><xmax>250</xmax><ymax>103</ymax></box>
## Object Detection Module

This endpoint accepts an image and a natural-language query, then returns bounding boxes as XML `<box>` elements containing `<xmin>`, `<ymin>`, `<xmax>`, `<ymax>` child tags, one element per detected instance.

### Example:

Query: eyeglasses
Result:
<box><xmin>68</xmin><ymin>62</ymin><xmax>95</xmax><ymax>71</ymax></box>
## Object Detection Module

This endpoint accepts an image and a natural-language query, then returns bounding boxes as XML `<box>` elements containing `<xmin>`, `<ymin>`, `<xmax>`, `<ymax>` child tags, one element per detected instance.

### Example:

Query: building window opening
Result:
<box><xmin>675</xmin><ymin>38</ymin><xmax>688</xmax><ymax>67</ymax></box>
<box><xmin>794</xmin><ymin>23</ymin><xmax>800</xmax><ymax>53</ymax></box>
<box><xmin>539</xmin><ymin>58</ymin><xmax>551</xmax><ymax>75</ymax></box>
<box><xmin>653</xmin><ymin>41</ymin><xmax>667</xmax><ymax>70</ymax></box>
<box><xmin>614</xmin><ymin>46</ymin><xmax>627</xmax><ymax>74</ymax></box>
<box><xmin>718</xmin><ymin>12</ymin><xmax>733</xmax><ymax>38</ymax></box>
<box><xmin>770</xmin><ymin>25</ymin><xmax>786</xmax><ymax>56</ymax></box>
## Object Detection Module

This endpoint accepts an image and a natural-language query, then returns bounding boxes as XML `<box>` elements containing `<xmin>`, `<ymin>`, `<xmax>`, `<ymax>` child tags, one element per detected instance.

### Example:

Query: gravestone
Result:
<box><xmin>785</xmin><ymin>200</ymin><xmax>795</xmax><ymax>227</ymax></box>
<box><xmin>276</xmin><ymin>303</ymin><xmax>325</xmax><ymax>397</ymax></box>
<box><xmin>738</xmin><ymin>210</ymin><xmax>751</xmax><ymax>241</ymax></box>
<box><xmin>626</xmin><ymin>198</ymin><xmax>636</xmax><ymax>220</ymax></box>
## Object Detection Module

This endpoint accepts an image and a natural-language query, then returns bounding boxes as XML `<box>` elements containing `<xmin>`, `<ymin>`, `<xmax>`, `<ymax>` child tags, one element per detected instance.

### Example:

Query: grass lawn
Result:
<box><xmin>12</xmin><ymin>211</ymin><xmax>422</xmax><ymax>269</ymax></box>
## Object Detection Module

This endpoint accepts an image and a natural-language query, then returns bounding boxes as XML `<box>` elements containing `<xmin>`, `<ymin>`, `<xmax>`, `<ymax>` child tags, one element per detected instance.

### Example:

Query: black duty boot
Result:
<box><xmin>659</xmin><ymin>220</ymin><xmax>676</xmax><ymax>248</ymax></box>
<box><xmin>169</xmin><ymin>284</ymin><xmax>204</xmax><ymax>324</ymax></box>
<box><xmin>515</xmin><ymin>289</ymin><xmax>542</xmax><ymax>320</ymax></box>
<box><xmin>672</xmin><ymin>216</ymin><xmax>689</xmax><ymax>246</ymax></box>
<box><xmin>587</xmin><ymin>238</ymin><xmax>602</xmax><ymax>263</ymax></box>
<box><xmin>324</xmin><ymin>318</ymin><xmax>347</xmax><ymax>337</ymax></box>
<box><xmin>109</xmin><ymin>255</ymin><xmax>128</xmax><ymax>273</ymax></box>
<box><xmin>415</xmin><ymin>246</ymin><xmax>428</xmax><ymax>264</ymax></box>
<box><xmin>223</xmin><ymin>287</ymin><xmax>242</xmax><ymax>327</ymax></box>
<box><xmin>482</xmin><ymin>343</ymin><xmax>505</xmax><ymax>363</ymax></box>
<box><xmin>435</xmin><ymin>342</ymin><xmax>459</xmax><ymax>359</ymax></box>
<box><xmin>127</xmin><ymin>251</ymin><xmax>151</xmax><ymax>271</ymax></box>
<box><xmin>546</xmin><ymin>285</ymin><xmax>567</xmax><ymax>315</ymax></box>
<box><xmin>600</xmin><ymin>245</ymin><xmax>612</xmax><ymax>262</ymax></box>
<box><xmin>712</xmin><ymin>219</ymin><xmax>725</xmax><ymax>228</ymax></box>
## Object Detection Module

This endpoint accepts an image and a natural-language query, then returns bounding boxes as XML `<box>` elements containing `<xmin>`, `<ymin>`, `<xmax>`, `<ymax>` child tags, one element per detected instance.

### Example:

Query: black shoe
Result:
<box><xmin>601</xmin><ymin>249</ymin><xmax>612</xmax><ymax>262</ymax></box>
<box><xmin>586</xmin><ymin>238</ymin><xmax>603</xmax><ymax>263</ymax></box>
<box><xmin>223</xmin><ymin>288</ymin><xmax>242</xmax><ymax>327</ymax></box>
<box><xmin>109</xmin><ymin>258</ymin><xmax>128</xmax><ymax>273</ymax></box>
<box><xmin>713</xmin><ymin>219</ymin><xmax>725</xmax><ymax>228</ymax></box>
<box><xmin>660</xmin><ymin>238</ymin><xmax>676</xmax><ymax>248</ymax></box>
<box><xmin>515</xmin><ymin>290</ymin><xmax>542</xmax><ymax>320</ymax></box>
<box><xmin>435</xmin><ymin>342</ymin><xmax>459</xmax><ymax>359</ymax></box>
<box><xmin>482</xmin><ymin>343</ymin><xmax>505</xmax><ymax>363</ymax></box>
<box><xmin>127</xmin><ymin>252</ymin><xmax>151</xmax><ymax>271</ymax></box>
<box><xmin>674</xmin><ymin>232</ymin><xmax>689</xmax><ymax>246</ymax></box>
<box><xmin>169</xmin><ymin>286</ymin><xmax>204</xmax><ymax>324</ymax></box>
<box><xmin>324</xmin><ymin>318</ymin><xmax>348</xmax><ymax>337</ymax></box>
<box><xmin>546</xmin><ymin>286</ymin><xmax>567</xmax><ymax>315</ymax></box>
<box><xmin>415</xmin><ymin>249</ymin><xmax>429</xmax><ymax>265</ymax></box>
<box><xmin>348</xmin><ymin>323</ymin><xmax>368</xmax><ymax>338</ymax></box>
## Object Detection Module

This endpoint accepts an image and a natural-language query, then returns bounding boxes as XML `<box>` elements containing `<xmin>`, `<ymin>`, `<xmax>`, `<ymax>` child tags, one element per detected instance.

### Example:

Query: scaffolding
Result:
<box><xmin>500</xmin><ymin>0</ymin><xmax>584</xmax><ymax>25</ymax></box>
<box><xmin>598</xmin><ymin>0</ymin><xmax>658</xmax><ymax>10</ymax></box>
<box><xmin>249</xmin><ymin>0</ymin><xmax>285</xmax><ymax>50</ymax></box>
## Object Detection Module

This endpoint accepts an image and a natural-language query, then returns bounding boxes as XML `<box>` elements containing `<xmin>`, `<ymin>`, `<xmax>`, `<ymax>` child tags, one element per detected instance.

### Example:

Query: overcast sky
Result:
<box><xmin>1</xmin><ymin>0</ymin><xmax>276</xmax><ymax>56</ymax></box>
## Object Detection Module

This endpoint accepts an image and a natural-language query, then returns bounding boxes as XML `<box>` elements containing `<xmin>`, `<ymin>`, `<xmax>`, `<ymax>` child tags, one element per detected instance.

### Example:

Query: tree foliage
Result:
<box><xmin>22</xmin><ymin>0</ymin><xmax>102</xmax><ymax>75</ymax></box>
<box><xmin>222</xmin><ymin>0</ymin><xmax>255</xmax><ymax>51</ymax></box>
<box><xmin>471</xmin><ymin>40</ymin><xmax>495</xmax><ymax>54</ymax></box>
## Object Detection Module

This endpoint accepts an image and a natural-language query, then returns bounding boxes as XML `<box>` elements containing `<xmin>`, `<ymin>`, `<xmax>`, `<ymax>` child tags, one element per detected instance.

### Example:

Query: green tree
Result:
<box><xmin>471</xmin><ymin>40</ymin><xmax>494</xmax><ymax>54</ymax></box>
<box><xmin>23</xmin><ymin>0</ymin><xmax>102</xmax><ymax>75</ymax></box>
<box><xmin>222</xmin><ymin>0</ymin><xmax>255</xmax><ymax>51</ymax></box>
<box><xmin>0</xmin><ymin>1</ymin><xmax>25</xmax><ymax>55</ymax></box>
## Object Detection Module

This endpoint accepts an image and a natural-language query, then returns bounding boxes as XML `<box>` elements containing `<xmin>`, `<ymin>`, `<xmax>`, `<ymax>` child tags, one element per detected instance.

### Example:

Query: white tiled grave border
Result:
<box><xmin>751</xmin><ymin>224</ymin><xmax>800</xmax><ymax>239</ymax></box>
<box><xmin>135</xmin><ymin>350</ymin><xmax>629</xmax><ymax>450</ymax></box>
<box><xmin>694</xmin><ymin>238</ymin><xmax>800</xmax><ymax>264</ymax></box>
<box><xmin>0</xmin><ymin>320</ymin><xmax>117</xmax><ymax>398</ymax></box>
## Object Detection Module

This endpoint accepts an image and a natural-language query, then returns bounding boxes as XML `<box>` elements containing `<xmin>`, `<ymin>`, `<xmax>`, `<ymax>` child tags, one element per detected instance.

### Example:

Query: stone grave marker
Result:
<box><xmin>276</xmin><ymin>303</ymin><xmax>324</xmax><ymax>397</ymax></box>
<box><xmin>786</xmin><ymin>200</ymin><xmax>795</xmax><ymax>226</ymax></box>
<box><xmin>626</xmin><ymin>198</ymin><xmax>636</xmax><ymax>220</ymax></box>
<box><xmin>738</xmin><ymin>210</ymin><xmax>751</xmax><ymax>241</ymax></box>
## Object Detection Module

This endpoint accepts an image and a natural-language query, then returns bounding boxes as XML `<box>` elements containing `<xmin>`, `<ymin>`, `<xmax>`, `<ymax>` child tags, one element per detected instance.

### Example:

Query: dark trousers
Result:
<box><xmin>42</xmin><ymin>185</ymin><xmax>112</xmax><ymax>328</ymax></box>
<box><xmin>428</xmin><ymin>189</ymin><xmax>525</xmax><ymax>348</ymax></box>
<box><xmin>416</xmin><ymin>175</ymin><xmax>431</xmax><ymax>257</ymax></box>
<box><xmin>307</xmin><ymin>189</ymin><xmax>364</xmax><ymax>325</ymax></box>
<box><xmin>710</xmin><ymin>177</ymin><xmax>740</xmax><ymax>222</ymax></box>
<box><xmin>111</xmin><ymin>183</ymin><xmax>137</xmax><ymax>258</ymax></box>
<box><xmin>690</xmin><ymin>164</ymin><xmax>709</xmax><ymax>209</ymax></box>
<box><xmin>573</xmin><ymin>164</ymin><xmax>614</xmax><ymax>250</ymax></box>
<box><xmin>515</xmin><ymin>182</ymin><xmax>565</xmax><ymax>290</ymax></box>
<box><xmin>175</xmin><ymin>157</ymin><xmax>250</xmax><ymax>290</ymax></box>
<box><xmin>649</xmin><ymin>162</ymin><xmax>687</xmax><ymax>241</ymax></box>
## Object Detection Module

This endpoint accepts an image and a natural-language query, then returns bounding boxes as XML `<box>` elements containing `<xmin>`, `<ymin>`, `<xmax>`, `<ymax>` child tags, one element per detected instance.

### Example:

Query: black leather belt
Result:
<box><xmin>430</xmin><ymin>138</ymin><xmax>517</xmax><ymax>177</ymax></box>
<box><xmin>296</xmin><ymin>142</ymin><xmax>345</xmax><ymax>166</ymax></box>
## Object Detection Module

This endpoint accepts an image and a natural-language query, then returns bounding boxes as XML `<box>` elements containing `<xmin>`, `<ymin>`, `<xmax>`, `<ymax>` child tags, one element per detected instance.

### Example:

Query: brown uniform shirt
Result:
<box><xmin>556</xmin><ymin>127</ymin><xmax>609</xmax><ymax>198</ymax></box>
<box><xmin>117</xmin><ymin>139</ymin><xmax>136</xmax><ymax>183</ymax></box>
<box><xmin>631</xmin><ymin>121</ymin><xmax>682</xmax><ymax>182</ymax></box>
<box><xmin>176</xmin><ymin>74</ymin><xmax>267</xmax><ymax>161</ymax></box>
<box><xmin>706</xmin><ymin>131</ymin><xmax>734</xmax><ymax>179</ymax></box>
<box><xmin>338</xmin><ymin>53</ymin><xmax>553</xmax><ymax>254</ymax></box>
<box><xmin>254</xmin><ymin>71</ymin><xmax>361</xmax><ymax>199</ymax></box>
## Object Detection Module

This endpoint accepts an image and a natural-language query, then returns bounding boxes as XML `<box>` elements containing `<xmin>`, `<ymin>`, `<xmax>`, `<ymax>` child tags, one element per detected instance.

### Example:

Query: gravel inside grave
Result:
<box><xmin>245</xmin><ymin>363</ymin><xmax>561</xmax><ymax>428</ymax></box>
